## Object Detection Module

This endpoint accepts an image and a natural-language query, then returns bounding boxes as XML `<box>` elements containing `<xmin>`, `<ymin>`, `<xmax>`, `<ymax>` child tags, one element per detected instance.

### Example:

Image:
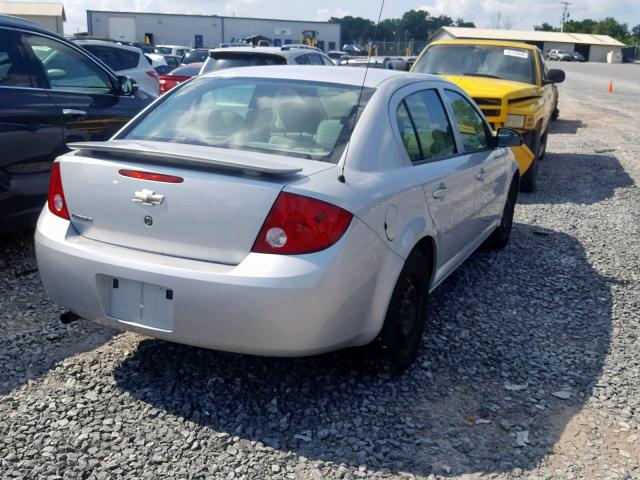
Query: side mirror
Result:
<box><xmin>546</xmin><ymin>69</ymin><xmax>565</xmax><ymax>84</ymax></box>
<box><xmin>387</xmin><ymin>59</ymin><xmax>409</xmax><ymax>71</ymax></box>
<box><xmin>117</xmin><ymin>75</ymin><xmax>137</xmax><ymax>96</ymax></box>
<box><xmin>494</xmin><ymin>128</ymin><xmax>522</xmax><ymax>148</ymax></box>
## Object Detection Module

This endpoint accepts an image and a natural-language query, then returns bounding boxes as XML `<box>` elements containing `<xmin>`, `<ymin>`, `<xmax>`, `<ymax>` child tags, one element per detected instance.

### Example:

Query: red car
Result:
<box><xmin>158</xmin><ymin>63</ymin><xmax>202</xmax><ymax>94</ymax></box>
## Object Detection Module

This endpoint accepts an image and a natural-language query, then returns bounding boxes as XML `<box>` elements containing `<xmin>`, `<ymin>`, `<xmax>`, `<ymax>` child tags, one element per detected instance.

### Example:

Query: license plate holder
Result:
<box><xmin>105</xmin><ymin>276</ymin><xmax>174</xmax><ymax>331</ymax></box>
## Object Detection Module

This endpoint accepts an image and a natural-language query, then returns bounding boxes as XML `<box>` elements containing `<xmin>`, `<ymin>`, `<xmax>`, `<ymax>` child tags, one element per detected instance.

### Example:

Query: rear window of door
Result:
<box><xmin>444</xmin><ymin>90</ymin><xmax>490</xmax><ymax>152</ymax></box>
<box><xmin>306</xmin><ymin>54</ymin><xmax>324</xmax><ymax>65</ymax></box>
<box><xmin>396</xmin><ymin>89</ymin><xmax>457</xmax><ymax>163</ymax></box>
<box><xmin>0</xmin><ymin>29</ymin><xmax>37</xmax><ymax>87</ymax></box>
<box><xmin>83</xmin><ymin>45</ymin><xmax>140</xmax><ymax>71</ymax></box>
<box><xmin>23</xmin><ymin>34</ymin><xmax>113</xmax><ymax>94</ymax></box>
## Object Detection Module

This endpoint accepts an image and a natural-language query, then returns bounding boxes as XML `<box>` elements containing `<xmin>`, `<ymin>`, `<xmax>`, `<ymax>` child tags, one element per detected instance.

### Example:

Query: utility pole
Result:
<box><xmin>560</xmin><ymin>1</ymin><xmax>572</xmax><ymax>32</ymax></box>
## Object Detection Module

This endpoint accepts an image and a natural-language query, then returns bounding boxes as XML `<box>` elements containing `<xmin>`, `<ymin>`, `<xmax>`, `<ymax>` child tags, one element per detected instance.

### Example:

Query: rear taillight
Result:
<box><xmin>47</xmin><ymin>162</ymin><xmax>69</xmax><ymax>220</ymax></box>
<box><xmin>146</xmin><ymin>70</ymin><xmax>158</xmax><ymax>78</ymax></box>
<box><xmin>252</xmin><ymin>192</ymin><xmax>352</xmax><ymax>255</ymax></box>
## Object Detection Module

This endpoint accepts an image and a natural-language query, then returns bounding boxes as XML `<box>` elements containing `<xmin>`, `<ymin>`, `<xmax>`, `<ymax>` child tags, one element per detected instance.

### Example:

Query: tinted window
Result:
<box><xmin>83</xmin><ymin>45</ymin><xmax>139</xmax><ymax>71</ymax></box>
<box><xmin>169</xmin><ymin>65</ymin><xmax>200</xmax><ymax>76</ymax></box>
<box><xmin>321</xmin><ymin>55</ymin><xmax>334</xmax><ymax>66</ymax></box>
<box><xmin>445</xmin><ymin>90</ymin><xmax>489</xmax><ymax>152</ymax></box>
<box><xmin>24</xmin><ymin>35</ymin><xmax>112</xmax><ymax>93</ymax></box>
<box><xmin>122</xmin><ymin>77</ymin><xmax>373</xmax><ymax>163</ymax></box>
<box><xmin>175</xmin><ymin>49</ymin><xmax>188</xmax><ymax>57</ymax></box>
<box><xmin>294</xmin><ymin>55</ymin><xmax>308</xmax><ymax>65</ymax></box>
<box><xmin>397</xmin><ymin>90</ymin><xmax>456</xmax><ymax>163</ymax></box>
<box><xmin>413</xmin><ymin>44</ymin><xmax>536</xmax><ymax>85</ymax></box>
<box><xmin>200</xmin><ymin>53</ymin><xmax>287</xmax><ymax>74</ymax></box>
<box><xmin>307</xmin><ymin>54</ymin><xmax>324</xmax><ymax>65</ymax></box>
<box><xmin>154</xmin><ymin>47</ymin><xmax>172</xmax><ymax>55</ymax></box>
<box><xmin>0</xmin><ymin>30</ymin><xmax>35</xmax><ymax>87</ymax></box>
<box><xmin>182</xmin><ymin>50</ymin><xmax>208</xmax><ymax>64</ymax></box>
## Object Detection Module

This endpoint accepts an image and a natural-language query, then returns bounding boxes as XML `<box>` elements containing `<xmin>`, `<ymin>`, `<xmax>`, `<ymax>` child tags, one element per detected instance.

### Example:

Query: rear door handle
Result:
<box><xmin>62</xmin><ymin>108</ymin><xmax>87</xmax><ymax>118</ymax></box>
<box><xmin>432</xmin><ymin>186</ymin><xmax>448</xmax><ymax>199</ymax></box>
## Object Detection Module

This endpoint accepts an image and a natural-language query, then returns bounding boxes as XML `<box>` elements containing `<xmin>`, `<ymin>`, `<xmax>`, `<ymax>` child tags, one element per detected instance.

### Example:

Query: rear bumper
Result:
<box><xmin>35</xmin><ymin>208</ymin><xmax>403</xmax><ymax>356</ymax></box>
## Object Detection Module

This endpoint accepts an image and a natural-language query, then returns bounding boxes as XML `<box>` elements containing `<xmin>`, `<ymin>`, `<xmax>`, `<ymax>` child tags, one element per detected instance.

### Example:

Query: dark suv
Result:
<box><xmin>0</xmin><ymin>15</ymin><xmax>154</xmax><ymax>233</ymax></box>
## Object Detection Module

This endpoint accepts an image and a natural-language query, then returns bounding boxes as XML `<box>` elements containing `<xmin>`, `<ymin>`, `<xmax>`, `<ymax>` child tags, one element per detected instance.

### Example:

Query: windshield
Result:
<box><xmin>121</xmin><ymin>77</ymin><xmax>373</xmax><ymax>163</ymax></box>
<box><xmin>182</xmin><ymin>50</ymin><xmax>208</xmax><ymax>64</ymax></box>
<box><xmin>413</xmin><ymin>44</ymin><xmax>536</xmax><ymax>85</ymax></box>
<box><xmin>154</xmin><ymin>47</ymin><xmax>172</xmax><ymax>55</ymax></box>
<box><xmin>200</xmin><ymin>52</ymin><xmax>287</xmax><ymax>74</ymax></box>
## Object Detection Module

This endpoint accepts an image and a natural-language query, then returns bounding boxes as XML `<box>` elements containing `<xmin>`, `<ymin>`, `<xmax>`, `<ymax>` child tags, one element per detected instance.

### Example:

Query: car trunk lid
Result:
<box><xmin>60</xmin><ymin>140</ymin><xmax>333</xmax><ymax>265</ymax></box>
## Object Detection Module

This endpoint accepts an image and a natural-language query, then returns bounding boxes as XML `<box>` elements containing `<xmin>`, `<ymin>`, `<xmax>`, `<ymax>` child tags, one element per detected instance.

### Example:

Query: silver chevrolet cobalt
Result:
<box><xmin>36</xmin><ymin>66</ymin><xmax>521</xmax><ymax>370</ymax></box>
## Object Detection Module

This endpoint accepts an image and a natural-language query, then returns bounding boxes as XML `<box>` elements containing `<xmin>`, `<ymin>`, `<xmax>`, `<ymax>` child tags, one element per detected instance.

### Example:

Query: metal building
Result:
<box><xmin>0</xmin><ymin>1</ymin><xmax>65</xmax><ymax>33</ymax></box>
<box><xmin>430</xmin><ymin>27</ymin><xmax>625</xmax><ymax>63</ymax></box>
<box><xmin>86</xmin><ymin>10</ymin><xmax>341</xmax><ymax>52</ymax></box>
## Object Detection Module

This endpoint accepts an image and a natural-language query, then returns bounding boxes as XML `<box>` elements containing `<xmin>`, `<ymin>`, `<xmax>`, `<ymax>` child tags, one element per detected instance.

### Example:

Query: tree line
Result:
<box><xmin>535</xmin><ymin>18</ymin><xmax>640</xmax><ymax>44</ymax></box>
<box><xmin>330</xmin><ymin>9</ymin><xmax>475</xmax><ymax>46</ymax></box>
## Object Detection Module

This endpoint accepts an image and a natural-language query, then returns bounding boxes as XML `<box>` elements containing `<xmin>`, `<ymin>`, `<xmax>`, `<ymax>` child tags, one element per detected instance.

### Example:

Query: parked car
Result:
<box><xmin>200</xmin><ymin>46</ymin><xmax>334</xmax><ymax>75</ymax></box>
<box><xmin>412</xmin><ymin>39</ymin><xmax>565</xmax><ymax>192</ymax></box>
<box><xmin>546</xmin><ymin>49</ymin><xmax>573</xmax><ymax>61</ymax></box>
<box><xmin>75</xmin><ymin>39</ymin><xmax>160</xmax><ymax>96</ymax></box>
<box><xmin>36</xmin><ymin>67</ymin><xmax>521</xmax><ymax>371</ymax></box>
<box><xmin>162</xmin><ymin>55</ymin><xmax>181</xmax><ymax>69</ymax></box>
<box><xmin>180</xmin><ymin>48</ymin><xmax>209</xmax><ymax>65</ymax></box>
<box><xmin>154</xmin><ymin>45</ymin><xmax>190</xmax><ymax>57</ymax></box>
<box><xmin>342</xmin><ymin>44</ymin><xmax>367</xmax><ymax>56</ymax></box>
<box><xmin>340</xmin><ymin>56</ymin><xmax>407</xmax><ymax>69</ymax></box>
<box><xmin>158</xmin><ymin>62</ymin><xmax>201</xmax><ymax>93</ymax></box>
<box><xmin>0</xmin><ymin>15</ymin><xmax>154</xmax><ymax>234</ymax></box>
<box><xmin>146</xmin><ymin>53</ymin><xmax>168</xmax><ymax>69</ymax></box>
<box><xmin>328</xmin><ymin>50</ymin><xmax>348</xmax><ymax>60</ymax></box>
<box><xmin>571</xmin><ymin>51</ymin><xmax>586</xmax><ymax>62</ymax></box>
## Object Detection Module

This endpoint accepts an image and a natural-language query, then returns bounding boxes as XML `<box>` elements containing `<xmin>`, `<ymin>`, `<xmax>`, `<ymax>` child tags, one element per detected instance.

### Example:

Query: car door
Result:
<box><xmin>443</xmin><ymin>89</ymin><xmax>505</xmax><ymax>236</ymax></box>
<box><xmin>0</xmin><ymin>27</ymin><xmax>63</xmax><ymax>224</ymax></box>
<box><xmin>392</xmin><ymin>86</ymin><xmax>483</xmax><ymax>276</ymax></box>
<box><xmin>19</xmin><ymin>32</ymin><xmax>148</xmax><ymax>143</ymax></box>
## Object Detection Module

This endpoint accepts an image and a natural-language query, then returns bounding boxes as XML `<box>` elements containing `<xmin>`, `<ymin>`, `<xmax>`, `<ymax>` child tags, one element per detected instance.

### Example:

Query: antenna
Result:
<box><xmin>560</xmin><ymin>1</ymin><xmax>572</xmax><ymax>32</ymax></box>
<box><xmin>338</xmin><ymin>0</ymin><xmax>386</xmax><ymax>183</ymax></box>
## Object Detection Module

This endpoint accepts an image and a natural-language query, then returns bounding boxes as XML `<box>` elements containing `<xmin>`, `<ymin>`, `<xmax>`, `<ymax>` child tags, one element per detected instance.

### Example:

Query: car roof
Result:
<box><xmin>202</xmin><ymin>65</ymin><xmax>445</xmax><ymax>89</ymax></box>
<box><xmin>75</xmin><ymin>39</ymin><xmax>141</xmax><ymax>53</ymax></box>
<box><xmin>430</xmin><ymin>39</ymin><xmax>537</xmax><ymax>50</ymax></box>
<box><xmin>208</xmin><ymin>46</ymin><xmax>326</xmax><ymax>58</ymax></box>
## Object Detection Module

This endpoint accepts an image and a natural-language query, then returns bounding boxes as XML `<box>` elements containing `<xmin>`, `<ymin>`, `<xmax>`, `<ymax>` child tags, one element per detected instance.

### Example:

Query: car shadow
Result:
<box><xmin>520</xmin><ymin>152</ymin><xmax>634</xmax><ymax>205</ymax></box>
<box><xmin>113</xmin><ymin>224</ymin><xmax>612</xmax><ymax>476</ymax></box>
<box><xmin>0</xmin><ymin>230</ymin><xmax>116</xmax><ymax>395</ymax></box>
<box><xmin>550</xmin><ymin>119</ymin><xmax>585</xmax><ymax>134</ymax></box>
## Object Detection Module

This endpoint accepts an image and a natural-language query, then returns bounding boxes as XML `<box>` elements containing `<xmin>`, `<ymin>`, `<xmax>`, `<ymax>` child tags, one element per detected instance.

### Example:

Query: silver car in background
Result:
<box><xmin>36</xmin><ymin>67</ymin><xmax>521</xmax><ymax>370</ymax></box>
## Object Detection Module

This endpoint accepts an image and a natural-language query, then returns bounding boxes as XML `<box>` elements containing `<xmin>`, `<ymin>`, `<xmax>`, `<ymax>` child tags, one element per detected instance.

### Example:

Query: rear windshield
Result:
<box><xmin>120</xmin><ymin>77</ymin><xmax>373</xmax><ymax>163</ymax></box>
<box><xmin>169</xmin><ymin>65</ymin><xmax>200</xmax><ymax>76</ymax></box>
<box><xmin>413</xmin><ymin>44</ymin><xmax>536</xmax><ymax>85</ymax></box>
<box><xmin>182</xmin><ymin>50</ymin><xmax>208</xmax><ymax>64</ymax></box>
<box><xmin>200</xmin><ymin>52</ymin><xmax>286</xmax><ymax>74</ymax></box>
<box><xmin>154</xmin><ymin>47</ymin><xmax>172</xmax><ymax>55</ymax></box>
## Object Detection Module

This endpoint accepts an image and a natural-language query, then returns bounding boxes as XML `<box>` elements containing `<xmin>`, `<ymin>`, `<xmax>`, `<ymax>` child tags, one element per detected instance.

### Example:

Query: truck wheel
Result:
<box><xmin>484</xmin><ymin>176</ymin><xmax>518</xmax><ymax>250</ymax></box>
<box><xmin>539</xmin><ymin>129</ymin><xmax>549</xmax><ymax>161</ymax></box>
<box><xmin>520</xmin><ymin>130</ymin><xmax>541</xmax><ymax>193</ymax></box>
<box><xmin>376</xmin><ymin>249</ymin><xmax>430</xmax><ymax>372</ymax></box>
<box><xmin>552</xmin><ymin>107</ymin><xmax>559</xmax><ymax>120</ymax></box>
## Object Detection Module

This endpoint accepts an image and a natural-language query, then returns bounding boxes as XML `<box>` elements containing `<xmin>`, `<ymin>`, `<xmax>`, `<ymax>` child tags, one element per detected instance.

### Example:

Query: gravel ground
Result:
<box><xmin>1</xmin><ymin>65</ymin><xmax>639</xmax><ymax>479</ymax></box>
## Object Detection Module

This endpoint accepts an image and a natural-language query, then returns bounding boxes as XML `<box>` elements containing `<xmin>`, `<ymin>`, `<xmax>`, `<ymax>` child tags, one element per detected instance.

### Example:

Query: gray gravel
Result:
<box><xmin>1</xmin><ymin>65</ymin><xmax>639</xmax><ymax>479</ymax></box>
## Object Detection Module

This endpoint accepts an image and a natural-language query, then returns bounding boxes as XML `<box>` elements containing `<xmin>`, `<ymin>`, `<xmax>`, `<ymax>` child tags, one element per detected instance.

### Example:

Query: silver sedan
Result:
<box><xmin>36</xmin><ymin>66</ymin><xmax>521</xmax><ymax>370</ymax></box>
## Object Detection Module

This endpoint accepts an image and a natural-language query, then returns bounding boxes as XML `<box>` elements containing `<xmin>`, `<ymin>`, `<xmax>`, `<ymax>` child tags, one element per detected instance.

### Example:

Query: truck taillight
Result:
<box><xmin>252</xmin><ymin>192</ymin><xmax>352</xmax><ymax>255</ymax></box>
<box><xmin>47</xmin><ymin>162</ymin><xmax>69</xmax><ymax>220</ymax></box>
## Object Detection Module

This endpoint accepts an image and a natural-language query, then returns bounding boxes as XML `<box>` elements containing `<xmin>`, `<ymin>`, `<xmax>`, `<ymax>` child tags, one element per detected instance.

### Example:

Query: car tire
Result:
<box><xmin>520</xmin><ymin>129</ymin><xmax>541</xmax><ymax>193</ymax></box>
<box><xmin>539</xmin><ymin>128</ymin><xmax>549</xmax><ymax>160</ymax></box>
<box><xmin>484</xmin><ymin>176</ymin><xmax>518</xmax><ymax>250</ymax></box>
<box><xmin>552</xmin><ymin>107</ymin><xmax>559</xmax><ymax>121</ymax></box>
<box><xmin>376</xmin><ymin>249</ymin><xmax>430</xmax><ymax>372</ymax></box>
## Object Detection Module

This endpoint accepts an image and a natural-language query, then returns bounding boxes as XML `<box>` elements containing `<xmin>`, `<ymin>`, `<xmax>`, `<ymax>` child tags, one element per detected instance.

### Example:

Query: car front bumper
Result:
<box><xmin>35</xmin><ymin>208</ymin><xmax>403</xmax><ymax>356</ymax></box>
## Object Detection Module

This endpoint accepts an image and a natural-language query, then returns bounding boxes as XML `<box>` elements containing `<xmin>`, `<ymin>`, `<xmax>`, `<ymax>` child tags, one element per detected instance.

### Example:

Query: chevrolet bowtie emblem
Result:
<box><xmin>132</xmin><ymin>189</ymin><xmax>164</xmax><ymax>206</ymax></box>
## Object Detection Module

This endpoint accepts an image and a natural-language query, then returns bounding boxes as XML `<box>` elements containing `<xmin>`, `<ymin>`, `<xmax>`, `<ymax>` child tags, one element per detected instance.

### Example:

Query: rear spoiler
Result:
<box><xmin>67</xmin><ymin>141</ymin><xmax>303</xmax><ymax>176</ymax></box>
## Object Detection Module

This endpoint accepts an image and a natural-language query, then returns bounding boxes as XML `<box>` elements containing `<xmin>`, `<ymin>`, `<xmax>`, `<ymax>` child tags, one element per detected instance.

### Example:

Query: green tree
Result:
<box><xmin>593</xmin><ymin>17</ymin><xmax>629</xmax><ymax>42</ymax></box>
<box><xmin>330</xmin><ymin>16</ymin><xmax>375</xmax><ymax>44</ymax></box>
<box><xmin>534</xmin><ymin>22</ymin><xmax>556</xmax><ymax>32</ymax></box>
<box><xmin>632</xmin><ymin>24</ymin><xmax>640</xmax><ymax>41</ymax></box>
<box><xmin>456</xmin><ymin>18</ymin><xmax>476</xmax><ymax>28</ymax></box>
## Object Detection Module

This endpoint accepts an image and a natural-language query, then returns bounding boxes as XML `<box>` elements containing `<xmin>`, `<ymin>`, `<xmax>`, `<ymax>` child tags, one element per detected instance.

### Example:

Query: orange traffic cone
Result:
<box><xmin>608</xmin><ymin>80</ymin><xmax>613</xmax><ymax>93</ymax></box>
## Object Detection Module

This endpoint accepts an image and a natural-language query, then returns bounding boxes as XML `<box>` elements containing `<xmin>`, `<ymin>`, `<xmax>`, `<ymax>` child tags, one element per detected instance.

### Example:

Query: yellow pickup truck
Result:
<box><xmin>411</xmin><ymin>40</ymin><xmax>565</xmax><ymax>192</ymax></box>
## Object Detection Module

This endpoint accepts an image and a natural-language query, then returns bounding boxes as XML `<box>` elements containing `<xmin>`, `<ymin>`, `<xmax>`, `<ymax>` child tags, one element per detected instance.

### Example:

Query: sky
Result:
<box><xmin>57</xmin><ymin>0</ymin><xmax>640</xmax><ymax>35</ymax></box>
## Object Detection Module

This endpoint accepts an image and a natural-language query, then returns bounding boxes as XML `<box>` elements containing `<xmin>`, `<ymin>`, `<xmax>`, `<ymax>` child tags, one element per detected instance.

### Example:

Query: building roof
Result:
<box><xmin>0</xmin><ymin>1</ymin><xmax>65</xmax><ymax>20</ymax></box>
<box><xmin>435</xmin><ymin>27</ymin><xmax>625</xmax><ymax>47</ymax></box>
